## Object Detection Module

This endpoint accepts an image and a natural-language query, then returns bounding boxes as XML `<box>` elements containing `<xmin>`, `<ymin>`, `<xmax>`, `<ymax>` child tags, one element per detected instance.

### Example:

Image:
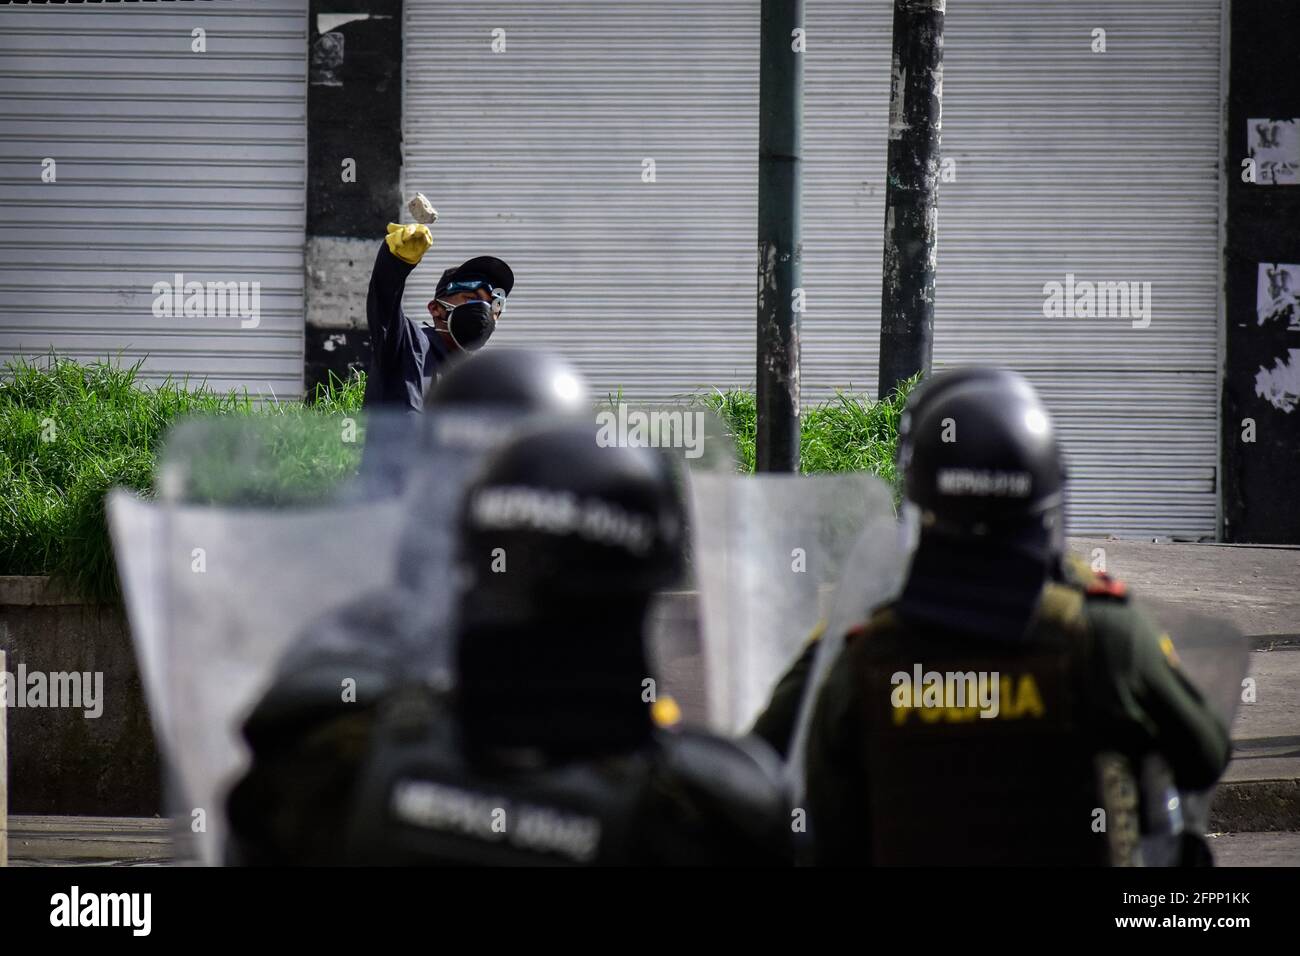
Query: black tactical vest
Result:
<box><xmin>846</xmin><ymin>581</ymin><xmax>1139</xmax><ymax>865</ymax></box>
<box><xmin>343</xmin><ymin>686</ymin><xmax>792</xmax><ymax>866</ymax></box>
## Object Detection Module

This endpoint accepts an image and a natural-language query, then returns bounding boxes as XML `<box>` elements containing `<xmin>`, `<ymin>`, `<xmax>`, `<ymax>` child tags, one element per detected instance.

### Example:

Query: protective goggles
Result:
<box><xmin>441</xmin><ymin>278</ymin><xmax>508</xmax><ymax>315</ymax></box>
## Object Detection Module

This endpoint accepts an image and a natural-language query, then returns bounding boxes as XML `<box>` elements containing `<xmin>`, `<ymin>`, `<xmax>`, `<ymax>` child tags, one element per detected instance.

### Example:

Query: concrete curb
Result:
<box><xmin>0</xmin><ymin>579</ymin><xmax>159</xmax><ymax>815</ymax></box>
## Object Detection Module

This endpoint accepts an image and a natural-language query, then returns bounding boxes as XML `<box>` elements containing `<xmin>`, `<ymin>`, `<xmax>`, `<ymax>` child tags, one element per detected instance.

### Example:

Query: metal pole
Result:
<box><xmin>756</xmin><ymin>0</ymin><xmax>804</xmax><ymax>473</ymax></box>
<box><xmin>878</xmin><ymin>0</ymin><xmax>945</xmax><ymax>397</ymax></box>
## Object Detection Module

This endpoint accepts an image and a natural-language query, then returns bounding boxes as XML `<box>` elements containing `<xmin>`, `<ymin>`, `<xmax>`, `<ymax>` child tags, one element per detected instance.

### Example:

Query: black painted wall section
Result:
<box><xmin>305</xmin><ymin>327</ymin><xmax>372</xmax><ymax>400</ymax></box>
<box><xmin>1224</xmin><ymin>1</ymin><xmax>1300</xmax><ymax>542</ymax></box>
<box><xmin>305</xmin><ymin>1</ymin><xmax>402</xmax><ymax>398</ymax></box>
<box><xmin>308</xmin><ymin>0</ymin><xmax>402</xmax><ymax>236</ymax></box>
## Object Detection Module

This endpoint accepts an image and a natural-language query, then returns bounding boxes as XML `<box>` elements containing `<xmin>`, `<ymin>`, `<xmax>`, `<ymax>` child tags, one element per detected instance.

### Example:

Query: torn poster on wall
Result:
<box><xmin>1248</xmin><ymin>119</ymin><xmax>1300</xmax><ymax>185</ymax></box>
<box><xmin>311</xmin><ymin>32</ymin><xmax>345</xmax><ymax>87</ymax></box>
<box><xmin>1257</xmin><ymin>263</ymin><xmax>1300</xmax><ymax>330</ymax></box>
<box><xmin>1256</xmin><ymin>349</ymin><xmax>1300</xmax><ymax>414</ymax></box>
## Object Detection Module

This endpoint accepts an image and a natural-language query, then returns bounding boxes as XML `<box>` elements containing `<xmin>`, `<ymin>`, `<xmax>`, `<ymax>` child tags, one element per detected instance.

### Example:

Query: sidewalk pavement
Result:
<box><xmin>1068</xmin><ymin>537</ymin><xmax>1300</xmax><ymax>640</ymax></box>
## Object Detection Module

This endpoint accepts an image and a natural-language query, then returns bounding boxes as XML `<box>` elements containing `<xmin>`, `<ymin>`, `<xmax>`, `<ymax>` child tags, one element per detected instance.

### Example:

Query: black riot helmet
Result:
<box><xmin>427</xmin><ymin>348</ymin><xmax>590</xmax><ymax>414</ymax></box>
<box><xmin>899</xmin><ymin>367</ymin><xmax>1066</xmax><ymax>562</ymax></box>
<box><xmin>456</xmin><ymin>421</ymin><xmax>685</xmax><ymax>617</ymax></box>
<box><xmin>453</xmin><ymin>421</ymin><xmax>687</xmax><ymax>761</ymax></box>
<box><xmin>386</xmin><ymin>351</ymin><xmax>590</xmax><ymax>595</ymax></box>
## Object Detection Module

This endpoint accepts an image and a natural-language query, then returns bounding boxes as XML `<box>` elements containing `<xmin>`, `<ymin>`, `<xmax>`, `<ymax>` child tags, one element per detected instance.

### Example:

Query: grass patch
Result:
<box><xmin>163</xmin><ymin>411</ymin><xmax>366</xmax><ymax>507</ymax></box>
<box><xmin>702</xmin><ymin>374</ymin><xmax>918</xmax><ymax>485</ymax></box>
<box><xmin>0</xmin><ymin>356</ymin><xmax>361</xmax><ymax>601</ymax></box>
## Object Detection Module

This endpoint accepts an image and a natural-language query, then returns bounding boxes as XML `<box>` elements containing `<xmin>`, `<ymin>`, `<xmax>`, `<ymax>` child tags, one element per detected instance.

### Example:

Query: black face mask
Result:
<box><xmin>436</xmin><ymin>299</ymin><xmax>496</xmax><ymax>352</ymax></box>
<box><xmin>898</xmin><ymin>533</ymin><xmax>1052</xmax><ymax>642</ymax></box>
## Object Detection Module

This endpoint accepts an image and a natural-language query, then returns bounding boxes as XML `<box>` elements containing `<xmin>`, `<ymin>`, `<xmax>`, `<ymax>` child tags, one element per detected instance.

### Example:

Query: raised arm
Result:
<box><xmin>363</xmin><ymin>223</ymin><xmax>433</xmax><ymax>409</ymax></box>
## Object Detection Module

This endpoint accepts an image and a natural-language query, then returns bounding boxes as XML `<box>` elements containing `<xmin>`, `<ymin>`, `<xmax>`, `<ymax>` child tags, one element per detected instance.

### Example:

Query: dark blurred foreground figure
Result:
<box><xmin>283</xmin><ymin>348</ymin><xmax>592</xmax><ymax>677</ymax></box>
<box><xmin>755</xmin><ymin>368</ymin><xmax>1232</xmax><ymax>866</ymax></box>
<box><xmin>226</xmin><ymin>350</ymin><xmax>589</xmax><ymax>863</ymax></box>
<box><xmin>230</xmin><ymin>421</ymin><xmax>792</xmax><ymax>865</ymax></box>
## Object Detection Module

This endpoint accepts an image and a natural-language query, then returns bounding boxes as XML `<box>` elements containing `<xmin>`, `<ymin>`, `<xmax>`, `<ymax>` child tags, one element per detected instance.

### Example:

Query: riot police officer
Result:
<box><xmin>769</xmin><ymin>368</ymin><xmax>1232</xmax><ymax>865</ymax></box>
<box><xmin>225</xmin><ymin>350</ymin><xmax>592</xmax><ymax>864</ymax></box>
<box><xmin>342</xmin><ymin>421</ymin><xmax>793</xmax><ymax>865</ymax></box>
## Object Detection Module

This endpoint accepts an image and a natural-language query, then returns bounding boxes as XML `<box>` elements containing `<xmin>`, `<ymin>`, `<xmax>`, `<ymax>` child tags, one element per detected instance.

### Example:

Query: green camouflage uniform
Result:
<box><xmin>751</xmin><ymin>556</ymin><xmax>1232</xmax><ymax>864</ymax></box>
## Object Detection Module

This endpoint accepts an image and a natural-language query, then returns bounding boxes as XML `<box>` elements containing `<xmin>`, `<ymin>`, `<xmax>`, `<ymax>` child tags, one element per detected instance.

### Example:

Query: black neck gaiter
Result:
<box><xmin>897</xmin><ymin>533</ymin><xmax>1051</xmax><ymax>642</ymax></box>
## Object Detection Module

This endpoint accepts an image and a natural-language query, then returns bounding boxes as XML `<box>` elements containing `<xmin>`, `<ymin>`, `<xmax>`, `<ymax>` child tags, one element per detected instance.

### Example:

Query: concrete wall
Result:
<box><xmin>0</xmin><ymin>577</ymin><xmax>160</xmax><ymax>816</ymax></box>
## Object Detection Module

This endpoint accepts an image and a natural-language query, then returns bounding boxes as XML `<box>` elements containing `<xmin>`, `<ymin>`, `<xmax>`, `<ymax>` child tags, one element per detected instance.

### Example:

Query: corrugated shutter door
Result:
<box><xmin>403</xmin><ymin>1</ymin><xmax>761</xmax><ymax>400</ymax></box>
<box><xmin>404</xmin><ymin>0</ymin><xmax>1221</xmax><ymax>538</ymax></box>
<box><xmin>934</xmin><ymin>1</ymin><xmax>1223</xmax><ymax>539</ymax></box>
<box><xmin>0</xmin><ymin>0</ymin><xmax>307</xmax><ymax>397</ymax></box>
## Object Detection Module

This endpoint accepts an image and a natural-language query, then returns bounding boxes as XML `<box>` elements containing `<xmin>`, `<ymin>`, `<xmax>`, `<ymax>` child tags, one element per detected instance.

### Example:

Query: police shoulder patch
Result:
<box><xmin>1157</xmin><ymin>633</ymin><xmax>1181</xmax><ymax>668</ymax></box>
<box><xmin>845</xmin><ymin>605</ymin><xmax>897</xmax><ymax>645</ymax></box>
<box><xmin>1084</xmin><ymin>571</ymin><xmax>1128</xmax><ymax>600</ymax></box>
<box><xmin>1037</xmin><ymin>581</ymin><xmax>1085</xmax><ymax>629</ymax></box>
<box><xmin>844</xmin><ymin>621</ymin><xmax>871</xmax><ymax>645</ymax></box>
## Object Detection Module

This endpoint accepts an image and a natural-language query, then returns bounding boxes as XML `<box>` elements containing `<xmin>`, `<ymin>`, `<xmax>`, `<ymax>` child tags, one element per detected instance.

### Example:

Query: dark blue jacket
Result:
<box><xmin>361</xmin><ymin>243</ymin><xmax>451</xmax><ymax>413</ymax></box>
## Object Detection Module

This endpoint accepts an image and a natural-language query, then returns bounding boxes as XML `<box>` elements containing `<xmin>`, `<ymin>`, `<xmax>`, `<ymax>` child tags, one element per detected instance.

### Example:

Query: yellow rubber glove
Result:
<box><xmin>384</xmin><ymin>222</ymin><xmax>433</xmax><ymax>265</ymax></box>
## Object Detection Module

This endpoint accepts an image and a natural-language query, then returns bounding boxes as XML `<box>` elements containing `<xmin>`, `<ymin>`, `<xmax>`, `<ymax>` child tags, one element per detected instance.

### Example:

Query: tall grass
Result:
<box><xmin>2</xmin><ymin>357</ymin><xmax>913</xmax><ymax>603</ymax></box>
<box><xmin>0</xmin><ymin>356</ymin><xmax>361</xmax><ymax>601</ymax></box>
<box><xmin>309</xmin><ymin>368</ymin><xmax>367</xmax><ymax>413</ymax></box>
<box><xmin>702</xmin><ymin>374</ymin><xmax>918</xmax><ymax>485</ymax></box>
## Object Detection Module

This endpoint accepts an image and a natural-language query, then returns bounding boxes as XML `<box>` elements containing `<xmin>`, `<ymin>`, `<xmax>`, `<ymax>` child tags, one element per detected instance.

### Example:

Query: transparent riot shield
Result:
<box><xmin>784</xmin><ymin>508</ymin><xmax>912</xmax><ymax>792</ymax></box>
<box><xmin>1130</xmin><ymin>597</ymin><xmax>1250</xmax><ymax>863</ymax></box>
<box><xmin>690</xmin><ymin>472</ymin><xmax>902</xmax><ymax>737</ymax></box>
<box><xmin>109</xmin><ymin>408</ymin><xmax>543</xmax><ymax>864</ymax></box>
<box><xmin>107</xmin><ymin>493</ymin><xmax>171</xmax><ymax>748</ymax></box>
<box><xmin>590</xmin><ymin>402</ymin><xmax>740</xmax><ymax>726</ymax></box>
<box><xmin>1134</xmin><ymin>598</ymin><xmax>1250</xmax><ymax>732</ymax></box>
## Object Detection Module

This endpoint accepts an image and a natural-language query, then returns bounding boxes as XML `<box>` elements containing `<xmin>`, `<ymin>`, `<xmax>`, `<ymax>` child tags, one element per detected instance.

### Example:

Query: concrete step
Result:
<box><xmin>5</xmin><ymin>815</ymin><xmax>1296</xmax><ymax>866</ymax></box>
<box><xmin>1205</xmin><ymin>829</ymin><xmax>1300</xmax><ymax>866</ymax></box>
<box><xmin>5</xmin><ymin>815</ymin><xmax>172</xmax><ymax>866</ymax></box>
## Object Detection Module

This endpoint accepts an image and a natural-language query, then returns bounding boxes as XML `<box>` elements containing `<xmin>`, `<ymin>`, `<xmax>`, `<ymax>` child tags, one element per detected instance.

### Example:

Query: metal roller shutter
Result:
<box><xmin>402</xmin><ymin>0</ymin><xmax>761</xmax><ymax>401</ymax></box>
<box><xmin>934</xmin><ymin>1</ymin><xmax>1223</xmax><ymax>539</ymax></box>
<box><xmin>403</xmin><ymin>0</ymin><xmax>1222</xmax><ymax>537</ymax></box>
<box><xmin>0</xmin><ymin>0</ymin><xmax>308</xmax><ymax>397</ymax></box>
